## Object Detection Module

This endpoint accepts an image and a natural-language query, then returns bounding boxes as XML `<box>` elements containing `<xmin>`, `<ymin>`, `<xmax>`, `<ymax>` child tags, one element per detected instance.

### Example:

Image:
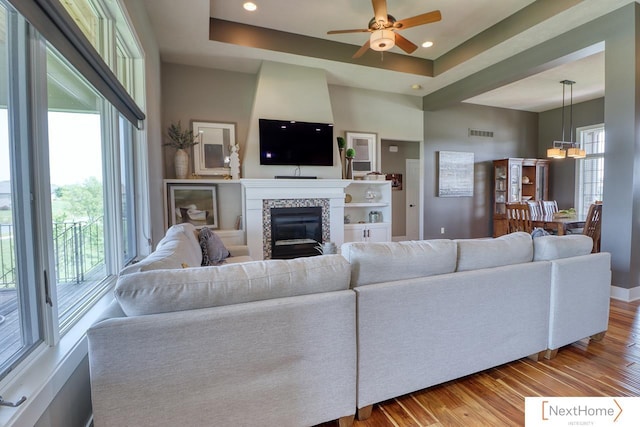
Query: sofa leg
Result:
<box><xmin>527</xmin><ymin>351</ymin><xmax>546</xmax><ymax>361</ymax></box>
<box><xmin>338</xmin><ymin>414</ymin><xmax>354</xmax><ymax>427</ymax></box>
<box><xmin>544</xmin><ymin>349</ymin><xmax>559</xmax><ymax>359</ymax></box>
<box><xmin>590</xmin><ymin>331</ymin><xmax>606</xmax><ymax>341</ymax></box>
<box><xmin>357</xmin><ymin>405</ymin><xmax>373</xmax><ymax>420</ymax></box>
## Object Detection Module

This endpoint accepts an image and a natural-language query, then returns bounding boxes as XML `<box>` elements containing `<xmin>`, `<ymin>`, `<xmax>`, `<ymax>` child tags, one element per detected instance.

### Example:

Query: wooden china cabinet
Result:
<box><xmin>493</xmin><ymin>158</ymin><xmax>549</xmax><ymax>237</ymax></box>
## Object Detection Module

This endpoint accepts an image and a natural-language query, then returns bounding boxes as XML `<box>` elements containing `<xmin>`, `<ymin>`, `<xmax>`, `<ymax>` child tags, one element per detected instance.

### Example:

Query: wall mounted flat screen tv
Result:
<box><xmin>259</xmin><ymin>119</ymin><xmax>334</xmax><ymax>166</ymax></box>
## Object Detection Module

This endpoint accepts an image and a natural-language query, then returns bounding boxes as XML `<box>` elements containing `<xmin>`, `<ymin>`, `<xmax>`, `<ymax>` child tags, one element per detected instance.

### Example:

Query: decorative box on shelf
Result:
<box><xmin>363</xmin><ymin>173</ymin><xmax>386</xmax><ymax>181</ymax></box>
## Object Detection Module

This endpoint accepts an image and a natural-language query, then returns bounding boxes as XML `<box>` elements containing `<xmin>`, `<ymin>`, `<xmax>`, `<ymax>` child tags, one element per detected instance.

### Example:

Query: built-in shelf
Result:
<box><xmin>344</xmin><ymin>180</ymin><xmax>392</xmax><ymax>242</ymax></box>
<box><xmin>346</xmin><ymin>202</ymin><xmax>389</xmax><ymax>208</ymax></box>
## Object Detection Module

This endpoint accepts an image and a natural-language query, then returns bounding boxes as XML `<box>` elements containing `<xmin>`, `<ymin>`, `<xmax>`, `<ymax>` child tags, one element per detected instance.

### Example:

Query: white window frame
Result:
<box><xmin>575</xmin><ymin>123</ymin><xmax>605</xmax><ymax>218</ymax></box>
<box><xmin>0</xmin><ymin>0</ymin><xmax>148</xmax><ymax>425</ymax></box>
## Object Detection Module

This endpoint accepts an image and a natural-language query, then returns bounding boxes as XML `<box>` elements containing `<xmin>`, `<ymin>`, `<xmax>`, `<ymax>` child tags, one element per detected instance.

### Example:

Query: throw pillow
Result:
<box><xmin>531</xmin><ymin>227</ymin><xmax>550</xmax><ymax>238</ymax></box>
<box><xmin>199</xmin><ymin>227</ymin><xmax>230</xmax><ymax>266</ymax></box>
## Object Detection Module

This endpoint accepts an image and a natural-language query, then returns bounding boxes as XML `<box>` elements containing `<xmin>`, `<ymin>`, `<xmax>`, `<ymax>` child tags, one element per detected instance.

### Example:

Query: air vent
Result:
<box><xmin>469</xmin><ymin>129</ymin><xmax>494</xmax><ymax>138</ymax></box>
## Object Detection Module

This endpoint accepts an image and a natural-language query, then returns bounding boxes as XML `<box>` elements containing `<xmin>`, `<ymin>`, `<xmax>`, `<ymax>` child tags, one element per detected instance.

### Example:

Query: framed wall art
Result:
<box><xmin>167</xmin><ymin>183</ymin><xmax>219</xmax><ymax>229</ymax></box>
<box><xmin>437</xmin><ymin>151</ymin><xmax>474</xmax><ymax>197</ymax></box>
<box><xmin>346</xmin><ymin>131</ymin><xmax>377</xmax><ymax>176</ymax></box>
<box><xmin>386</xmin><ymin>173</ymin><xmax>403</xmax><ymax>190</ymax></box>
<box><xmin>192</xmin><ymin>121</ymin><xmax>235</xmax><ymax>176</ymax></box>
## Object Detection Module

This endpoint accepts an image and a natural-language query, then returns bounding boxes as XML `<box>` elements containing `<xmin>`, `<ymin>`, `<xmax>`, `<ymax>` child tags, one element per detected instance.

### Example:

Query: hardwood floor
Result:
<box><xmin>318</xmin><ymin>298</ymin><xmax>640</xmax><ymax>427</ymax></box>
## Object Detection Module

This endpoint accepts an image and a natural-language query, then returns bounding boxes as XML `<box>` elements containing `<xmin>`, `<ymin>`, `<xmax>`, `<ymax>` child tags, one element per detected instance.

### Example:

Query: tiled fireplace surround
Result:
<box><xmin>242</xmin><ymin>179</ymin><xmax>350</xmax><ymax>260</ymax></box>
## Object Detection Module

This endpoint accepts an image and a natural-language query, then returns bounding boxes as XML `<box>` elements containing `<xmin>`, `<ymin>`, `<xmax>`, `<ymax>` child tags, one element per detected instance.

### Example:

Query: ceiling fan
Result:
<box><xmin>327</xmin><ymin>0</ymin><xmax>442</xmax><ymax>58</ymax></box>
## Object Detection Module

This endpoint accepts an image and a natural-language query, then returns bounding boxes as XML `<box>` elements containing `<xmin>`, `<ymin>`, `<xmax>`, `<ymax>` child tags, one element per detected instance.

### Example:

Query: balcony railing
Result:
<box><xmin>0</xmin><ymin>217</ymin><xmax>104</xmax><ymax>289</ymax></box>
<box><xmin>0</xmin><ymin>223</ymin><xmax>15</xmax><ymax>288</ymax></box>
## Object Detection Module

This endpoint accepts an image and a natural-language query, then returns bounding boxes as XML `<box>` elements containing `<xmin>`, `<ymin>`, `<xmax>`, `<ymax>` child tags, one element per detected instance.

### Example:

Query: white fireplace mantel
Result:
<box><xmin>241</xmin><ymin>179</ymin><xmax>350</xmax><ymax>260</ymax></box>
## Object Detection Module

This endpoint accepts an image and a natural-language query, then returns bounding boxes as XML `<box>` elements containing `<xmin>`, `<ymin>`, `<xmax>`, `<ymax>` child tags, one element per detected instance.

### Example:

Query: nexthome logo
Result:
<box><xmin>525</xmin><ymin>397</ymin><xmax>639</xmax><ymax>426</ymax></box>
<box><xmin>542</xmin><ymin>399</ymin><xmax>621</xmax><ymax>421</ymax></box>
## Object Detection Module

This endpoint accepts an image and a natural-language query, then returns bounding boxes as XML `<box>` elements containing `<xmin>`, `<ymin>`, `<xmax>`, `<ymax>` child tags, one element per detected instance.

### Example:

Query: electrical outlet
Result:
<box><xmin>440</xmin><ymin>227</ymin><xmax>445</xmax><ymax>234</ymax></box>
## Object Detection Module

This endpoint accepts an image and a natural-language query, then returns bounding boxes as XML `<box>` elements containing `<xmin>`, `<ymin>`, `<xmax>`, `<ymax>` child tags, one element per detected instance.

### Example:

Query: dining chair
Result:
<box><xmin>527</xmin><ymin>200</ymin><xmax>543</xmax><ymax>217</ymax></box>
<box><xmin>541</xmin><ymin>200</ymin><xmax>559</xmax><ymax>216</ymax></box>
<box><xmin>506</xmin><ymin>202</ymin><xmax>533</xmax><ymax>234</ymax></box>
<box><xmin>583</xmin><ymin>202</ymin><xmax>603</xmax><ymax>253</ymax></box>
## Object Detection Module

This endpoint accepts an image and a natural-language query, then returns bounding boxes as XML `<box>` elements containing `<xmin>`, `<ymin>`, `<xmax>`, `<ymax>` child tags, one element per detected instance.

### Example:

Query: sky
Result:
<box><xmin>0</xmin><ymin>110</ymin><xmax>102</xmax><ymax>186</ymax></box>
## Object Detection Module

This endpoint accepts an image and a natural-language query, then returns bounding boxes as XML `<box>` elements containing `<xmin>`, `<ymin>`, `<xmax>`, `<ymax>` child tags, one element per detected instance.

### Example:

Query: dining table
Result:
<box><xmin>531</xmin><ymin>214</ymin><xmax>585</xmax><ymax>236</ymax></box>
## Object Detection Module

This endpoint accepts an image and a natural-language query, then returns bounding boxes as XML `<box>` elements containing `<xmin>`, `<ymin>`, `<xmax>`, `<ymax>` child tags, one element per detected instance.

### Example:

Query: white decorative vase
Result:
<box><xmin>230</xmin><ymin>144</ymin><xmax>240</xmax><ymax>180</ymax></box>
<box><xmin>174</xmin><ymin>148</ymin><xmax>189</xmax><ymax>179</ymax></box>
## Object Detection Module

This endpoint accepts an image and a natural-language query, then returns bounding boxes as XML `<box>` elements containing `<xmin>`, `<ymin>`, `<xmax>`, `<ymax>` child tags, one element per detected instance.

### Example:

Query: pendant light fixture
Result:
<box><xmin>547</xmin><ymin>80</ymin><xmax>586</xmax><ymax>159</ymax></box>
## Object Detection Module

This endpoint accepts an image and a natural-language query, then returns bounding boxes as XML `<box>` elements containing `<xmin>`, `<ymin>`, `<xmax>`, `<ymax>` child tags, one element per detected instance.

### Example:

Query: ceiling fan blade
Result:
<box><xmin>394</xmin><ymin>10</ymin><xmax>442</xmax><ymax>30</ymax></box>
<box><xmin>371</xmin><ymin>0</ymin><xmax>388</xmax><ymax>28</ymax></box>
<box><xmin>394</xmin><ymin>32</ymin><xmax>418</xmax><ymax>54</ymax></box>
<box><xmin>352</xmin><ymin>40</ymin><xmax>371</xmax><ymax>59</ymax></box>
<box><xmin>327</xmin><ymin>28</ymin><xmax>370</xmax><ymax>34</ymax></box>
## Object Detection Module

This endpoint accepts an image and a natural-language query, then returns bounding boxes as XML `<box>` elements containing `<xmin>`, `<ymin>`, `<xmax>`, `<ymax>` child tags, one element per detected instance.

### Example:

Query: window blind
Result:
<box><xmin>7</xmin><ymin>0</ymin><xmax>145</xmax><ymax>128</ymax></box>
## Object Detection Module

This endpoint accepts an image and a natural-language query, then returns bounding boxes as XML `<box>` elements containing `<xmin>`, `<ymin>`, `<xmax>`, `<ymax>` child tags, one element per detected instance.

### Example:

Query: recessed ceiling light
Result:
<box><xmin>422</xmin><ymin>41</ymin><xmax>434</xmax><ymax>48</ymax></box>
<box><xmin>243</xmin><ymin>2</ymin><xmax>257</xmax><ymax>12</ymax></box>
<box><xmin>411</xmin><ymin>84</ymin><xmax>423</xmax><ymax>90</ymax></box>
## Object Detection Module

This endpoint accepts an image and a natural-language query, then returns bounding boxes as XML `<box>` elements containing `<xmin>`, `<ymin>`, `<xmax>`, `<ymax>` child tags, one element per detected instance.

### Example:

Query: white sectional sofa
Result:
<box><xmin>341</xmin><ymin>232</ymin><xmax>611</xmax><ymax>419</ymax></box>
<box><xmin>87</xmin><ymin>229</ymin><xmax>611</xmax><ymax>426</ymax></box>
<box><xmin>88</xmin><ymin>223</ymin><xmax>356</xmax><ymax>427</ymax></box>
<box><xmin>117</xmin><ymin>222</ymin><xmax>252</xmax><ymax>276</ymax></box>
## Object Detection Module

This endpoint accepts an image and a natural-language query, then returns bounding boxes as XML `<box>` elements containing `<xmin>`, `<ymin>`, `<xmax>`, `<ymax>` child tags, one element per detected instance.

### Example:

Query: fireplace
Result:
<box><xmin>242</xmin><ymin>179</ymin><xmax>349</xmax><ymax>260</ymax></box>
<box><xmin>270</xmin><ymin>207</ymin><xmax>322</xmax><ymax>259</ymax></box>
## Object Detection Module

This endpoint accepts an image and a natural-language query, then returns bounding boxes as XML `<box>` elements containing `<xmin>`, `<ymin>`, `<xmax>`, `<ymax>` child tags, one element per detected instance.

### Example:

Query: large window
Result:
<box><xmin>575</xmin><ymin>124</ymin><xmax>605</xmax><ymax>218</ymax></box>
<box><xmin>0</xmin><ymin>2</ymin><xmax>43</xmax><ymax>380</ymax></box>
<box><xmin>0</xmin><ymin>0</ymin><xmax>145</xmax><ymax>382</ymax></box>
<box><xmin>47</xmin><ymin>47</ymin><xmax>109</xmax><ymax>330</ymax></box>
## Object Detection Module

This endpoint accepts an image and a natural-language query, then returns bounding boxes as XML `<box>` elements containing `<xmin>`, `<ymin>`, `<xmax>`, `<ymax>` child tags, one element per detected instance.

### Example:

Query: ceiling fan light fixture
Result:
<box><xmin>370</xmin><ymin>29</ymin><xmax>395</xmax><ymax>51</ymax></box>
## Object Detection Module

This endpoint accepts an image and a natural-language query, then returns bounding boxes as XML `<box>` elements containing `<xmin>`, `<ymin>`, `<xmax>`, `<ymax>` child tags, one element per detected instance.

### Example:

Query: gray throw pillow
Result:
<box><xmin>531</xmin><ymin>227</ymin><xmax>550</xmax><ymax>238</ymax></box>
<box><xmin>199</xmin><ymin>227</ymin><xmax>230</xmax><ymax>266</ymax></box>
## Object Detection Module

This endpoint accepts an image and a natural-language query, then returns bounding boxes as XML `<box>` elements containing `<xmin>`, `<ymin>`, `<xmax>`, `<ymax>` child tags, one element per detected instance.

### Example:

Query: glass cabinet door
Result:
<box><xmin>509</xmin><ymin>163</ymin><xmax>521</xmax><ymax>202</ymax></box>
<box><xmin>494</xmin><ymin>164</ymin><xmax>506</xmax><ymax>214</ymax></box>
<box><xmin>535</xmin><ymin>161</ymin><xmax>549</xmax><ymax>200</ymax></box>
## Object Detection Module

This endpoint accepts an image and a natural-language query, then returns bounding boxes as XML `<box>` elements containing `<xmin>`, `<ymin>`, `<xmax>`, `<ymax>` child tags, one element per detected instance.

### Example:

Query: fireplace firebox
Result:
<box><xmin>270</xmin><ymin>207</ymin><xmax>322</xmax><ymax>259</ymax></box>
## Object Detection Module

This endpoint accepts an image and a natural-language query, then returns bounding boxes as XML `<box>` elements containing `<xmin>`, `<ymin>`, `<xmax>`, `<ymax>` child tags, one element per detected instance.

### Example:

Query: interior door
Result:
<box><xmin>405</xmin><ymin>159</ymin><xmax>420</xmax><ymax>240</ymax></box>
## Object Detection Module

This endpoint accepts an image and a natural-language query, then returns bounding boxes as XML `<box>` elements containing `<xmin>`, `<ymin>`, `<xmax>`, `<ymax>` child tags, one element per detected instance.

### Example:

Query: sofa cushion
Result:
<box><xmin>199</xmin><ymin>227</ymin><xmax>230</xmax><ymax>266</ymax></box>
<box><xmin>118</xmin><ymin>223</ymin><xmax>202</xmax><ymax>275</ymax></box>
<box><xmin>455</xmin><ymin>232</ymin><xmax>533</xmax><ymax>272</ymax></box>
<box><xmin>341</xmin><ymin>240</ymin><xmax>457</xmax><ymax>287</ymax></box>
<box><xmin>114</xmin><ymin>254</ymin><xmax>351</xmax><ymax>316</ymax></box>
<box><xmin>533</xmin><ymin>234</ymin><xmax>593</xmax><ymax>261</ymax></box>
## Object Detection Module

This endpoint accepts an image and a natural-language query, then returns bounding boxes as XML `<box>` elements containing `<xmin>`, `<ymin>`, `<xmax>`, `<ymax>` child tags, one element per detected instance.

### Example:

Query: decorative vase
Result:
<box><xmin>174</xmin><ymin>148</ymin><xmax>189</xmax><ymax>179</ymax></box>
<box><xmin>339</xmin><ymin>148</ymin><xmax>346</xmax><ymax>179</ymax></box>
<box><xmin>346</xmin><ymin>157</ymin><xmax>353</xmax><ymax>180</ymax></box>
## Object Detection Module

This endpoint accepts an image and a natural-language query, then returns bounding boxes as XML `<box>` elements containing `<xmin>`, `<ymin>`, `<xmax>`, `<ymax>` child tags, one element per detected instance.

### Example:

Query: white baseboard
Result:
<box><xmin>610</xmin><ymin>285</ymin><xmax>640</xmax><ymax>302</ymax></box>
